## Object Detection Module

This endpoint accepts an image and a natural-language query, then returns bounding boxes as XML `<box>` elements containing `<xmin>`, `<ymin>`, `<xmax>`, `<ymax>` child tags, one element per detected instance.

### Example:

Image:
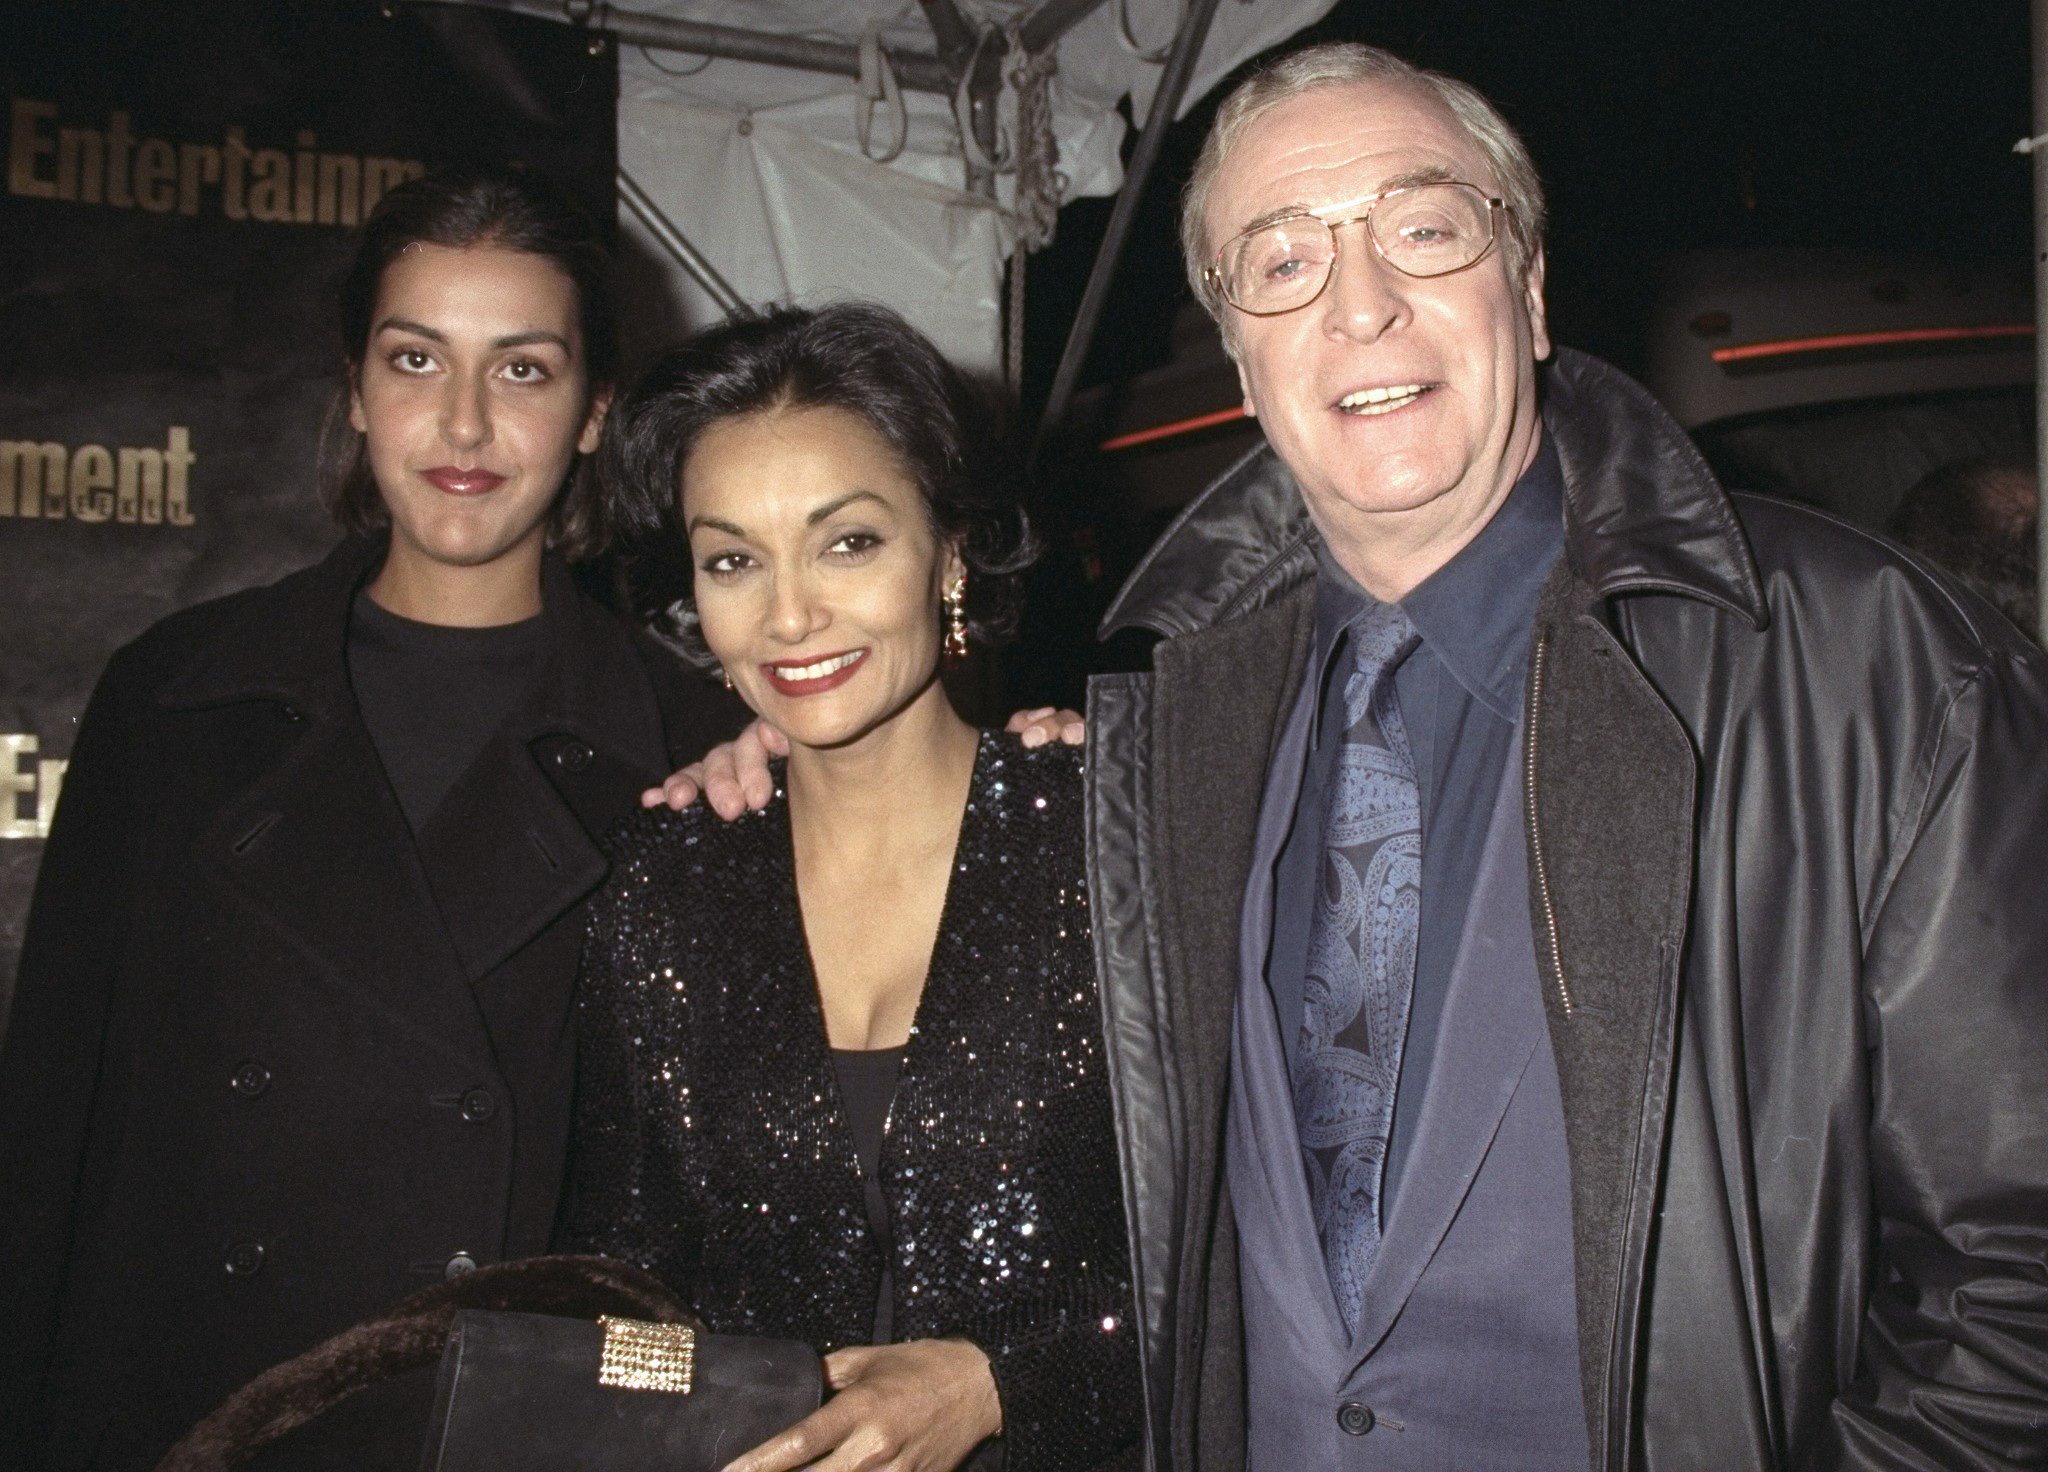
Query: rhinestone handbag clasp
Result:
<box><xmin>597</xmin><ymin>1315</ymin><xmax>696</xmax><ymax>1394</ymax></box>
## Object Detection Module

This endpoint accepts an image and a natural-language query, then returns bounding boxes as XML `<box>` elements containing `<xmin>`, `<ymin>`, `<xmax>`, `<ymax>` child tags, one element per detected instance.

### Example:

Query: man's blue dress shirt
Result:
<box><xmin>1266</xmin><ymin>436</ymin><xmax>1565</xmax><ymax>1202</ymax></box>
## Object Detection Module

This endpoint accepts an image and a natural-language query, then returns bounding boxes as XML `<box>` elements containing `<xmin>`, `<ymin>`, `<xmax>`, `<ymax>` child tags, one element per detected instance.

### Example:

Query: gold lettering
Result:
<box><xmin>117</xmin><ymin>444</ymin><xmax>162</xmax><ymax>523</ymax></box>
<box><xmin>36</xmin><ymin>758</ymin><xmax>65</xmax><ymax>837</ymax></box>
<box><xmin>15</xmin><ymin>105</ymin><xmax>422</xmax><ymax>228</ymax></box>
<box><xmin>317</xmin><ymin>153</ymin><xmax>359</xmax><ymax>227</ymax></box>
<box><xmin>133</xmin><ymin>137</ymin><xmax>176</xmax><ymax>212</ymax></box>
<box><xmin>57</xmin><ymin>126</ymin><xmax>103</xmax><ymax>204</ymax></box>
<box><xmin>0</xmin><ymin>432</ymin><xmax>192</xmax><ymax>526</ymax></box>
<box><xmin>68</xmin><ymin>445</ymin><xmax>114</xmax><ymax>521</ymax></box>
<box><xmin>177</xmin><ymin>142</ymin><xmax>219</xmax><ymax>215</ymax></box>
<box><xmin>0</xmin><ymin>440</ymin><xmax>66</xmax><ymax>518</ymax></box>
<box><xmin>248</xmin><ymin>148</ymin><xmax>290</xmax><ymax>221</ymax></box>
<box><xmin>9</xmin><ymin>98</ymin><xmax>57</xmax><ymax>199</ymax></box>
<box><xmin>222</xmin><ymin>125</ymin><xmax>249</xmax><ymax>220</ymax></box>
<box><xmin>165</xmin><ymin>426</ymin><xmax>196</xmax><ymax>526</ymax></box>
<box><xmin>293</xmin><ymin>129</ymin><xmax>317</xmax><ymax>223</ymax></box>
<box><xmin>362</xmin><ymin>156</ymin><xmax>425</xmax><ymax>216</ymax></box>
<box><xmin>104</xmin><ymin>110</ymin><xmax>135</xmax><ymax>209</ymax></box>
<box><xmin>0</xmin><ymin>736</ymin><xmax>38</xmax><ymax>841</ymax></box>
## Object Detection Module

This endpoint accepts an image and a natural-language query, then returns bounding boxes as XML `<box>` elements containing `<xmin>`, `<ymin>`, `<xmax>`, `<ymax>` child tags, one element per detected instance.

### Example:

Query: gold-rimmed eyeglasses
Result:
<box><xmin>1206</xmin><ymin>181</ymin><xmax>1507</xmax><ymax>317</ymax></box>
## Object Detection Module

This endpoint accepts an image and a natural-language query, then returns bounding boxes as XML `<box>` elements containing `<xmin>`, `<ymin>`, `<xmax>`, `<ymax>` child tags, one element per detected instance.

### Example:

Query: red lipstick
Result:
<box><xmin>761</xmin><ymin>648</ymin><xmax>868</xmax><ymax>698</ymax></box>
<box><xmin>422</xmin><ymin>466</ymin><xmax>506</xmax><ymax>495</ymax></box>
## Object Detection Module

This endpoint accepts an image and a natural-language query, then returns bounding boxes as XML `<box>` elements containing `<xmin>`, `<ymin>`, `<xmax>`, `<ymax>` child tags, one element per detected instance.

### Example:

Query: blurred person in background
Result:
<box><xmin>1887</xmin><ymin>456</ymin><xmax>2038</xmax><ymax>639</ymax></box>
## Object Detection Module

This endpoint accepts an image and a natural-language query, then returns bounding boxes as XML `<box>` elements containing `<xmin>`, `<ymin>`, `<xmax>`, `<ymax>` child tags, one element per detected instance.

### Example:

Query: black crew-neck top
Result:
<box><xmin>347</xmin><ymin>590</ymin><xmax>548</xmax><ymax>834</ymax></box>
<box><xmin>831</xmin><ymin>1044</ymin><xmax>907</xmax><ymax>1344</ymax></box>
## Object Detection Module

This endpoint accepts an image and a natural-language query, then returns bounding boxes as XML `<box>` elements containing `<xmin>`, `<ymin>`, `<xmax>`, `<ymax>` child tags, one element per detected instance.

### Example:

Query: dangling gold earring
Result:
<box><xmin>944</xmin><ymin>576</ymin><xmax>969</xmax><ymax>665</ymax></box>
<box><xmin>718</xmin><ymin>666</ymin><xmax>733</xmax><ymax>691</ymax></box>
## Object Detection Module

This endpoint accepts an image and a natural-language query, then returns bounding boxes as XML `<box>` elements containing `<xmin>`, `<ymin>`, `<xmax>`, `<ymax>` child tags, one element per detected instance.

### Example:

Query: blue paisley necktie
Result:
<box><xmin>1295</xmin><ymin>602</ymin><xmax>1421</xmax><ymax>1330</ymax></box>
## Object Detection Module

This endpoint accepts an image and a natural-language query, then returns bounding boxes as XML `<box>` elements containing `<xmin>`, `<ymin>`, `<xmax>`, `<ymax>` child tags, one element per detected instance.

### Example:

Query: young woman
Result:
<box><xmin>0</xmin><ymin>167</ymin><xmax>741</xmax><ymax>1471</ymax></box>
<box><xmin>559</xmin><ymin>304</ymin><xmax>1141</xmax><ymax>1472</ymax></box>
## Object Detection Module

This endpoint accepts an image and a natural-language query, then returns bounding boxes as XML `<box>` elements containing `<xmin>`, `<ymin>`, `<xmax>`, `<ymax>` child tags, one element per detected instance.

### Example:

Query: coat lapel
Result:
<box><xmin>1147</xmin><ymin>588</ymin><xmax>1316</xmax><ymax>1449</ymax></box>
<box><xmin>1526</xmin><ymin>565</ymin><xmax>1698</xmax><ymax>1470</ymax></box>
<box><xmin>386</xmin><ymin>556</ymin><xmax>668</xmax><ymax>984</ymax></box>
<box><xmin>160</xmin><ymin>538</ymin><xmax>492</xmax><ymax>1070</ymax></box>
<box><xmin>199</xmin><ymin>695</ymin><xmax>493</xmax><ymax>1071</ymax></box>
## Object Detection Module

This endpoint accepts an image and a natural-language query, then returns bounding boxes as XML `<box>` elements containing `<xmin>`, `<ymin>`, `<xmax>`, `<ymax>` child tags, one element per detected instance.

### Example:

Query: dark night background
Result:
<box><xmin>1024</xmin><ymin>0</ymin><xmax>2036</xmax><ymax>399</ymax></box>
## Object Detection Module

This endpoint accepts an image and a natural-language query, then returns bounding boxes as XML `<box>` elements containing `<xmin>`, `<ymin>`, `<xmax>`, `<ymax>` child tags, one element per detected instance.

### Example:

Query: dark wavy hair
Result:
<box><xmin>604</xmin><ymin>303</ymin><xmax>1035</xmax><ymax>667</ymax></box>
<box><xmin>323</xmin><ymin>165</ymin><xmax>619</xmax><ymax>560</ymax></box>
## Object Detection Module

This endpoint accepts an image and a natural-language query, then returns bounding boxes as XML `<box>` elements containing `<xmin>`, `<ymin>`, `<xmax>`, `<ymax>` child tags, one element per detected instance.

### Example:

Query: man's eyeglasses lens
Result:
<box><xmin>1218</xmin><ymin>182</ymin><xmax>1500</xmax><ymax>315</ymax></box>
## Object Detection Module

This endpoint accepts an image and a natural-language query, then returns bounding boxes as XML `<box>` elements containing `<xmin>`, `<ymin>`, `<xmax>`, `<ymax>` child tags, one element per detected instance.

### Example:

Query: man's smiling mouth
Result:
<box><xmin>1337</xmin><ymin>383</ymin><xmax>1434</xmax><ymax>415</ymax></box>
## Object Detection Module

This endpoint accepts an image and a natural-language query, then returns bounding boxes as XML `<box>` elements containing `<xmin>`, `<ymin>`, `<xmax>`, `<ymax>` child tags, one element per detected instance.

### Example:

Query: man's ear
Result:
<box><xmin>1234</xmin><ymin>354</ymin><xmax>1258</xmax><ymax>419</ymax></box>
<box><xmin>578</xmin><ymin>387</ymin><xmax>614</xmax><ymax>456</ymax></box>
<box><xmin>1523</xmin><ymin>247</ymin><xmax>1552</xmax><ymax>362</ymax></box>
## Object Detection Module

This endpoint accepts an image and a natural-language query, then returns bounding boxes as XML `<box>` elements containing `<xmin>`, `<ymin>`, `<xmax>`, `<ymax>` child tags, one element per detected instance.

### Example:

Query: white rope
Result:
<box><xmin>1003</xmin><ymin>22</ymin><xmax>1063</xmax><ymax>388</ymax></box>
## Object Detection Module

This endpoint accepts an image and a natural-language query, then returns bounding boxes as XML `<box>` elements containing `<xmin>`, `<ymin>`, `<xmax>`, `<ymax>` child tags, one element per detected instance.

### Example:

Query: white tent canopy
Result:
<box><xmin>481</xmin><ymin>0</ymin><xmax>1336</xmax><ymax>378</ymax></box>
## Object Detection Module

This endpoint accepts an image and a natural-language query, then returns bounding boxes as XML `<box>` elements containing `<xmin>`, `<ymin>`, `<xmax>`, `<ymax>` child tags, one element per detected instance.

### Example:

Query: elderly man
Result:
<box><xmin>1077</xmin><ymin>40</ymin><xmax>2048</xmax><ymax>1472</ymax></box>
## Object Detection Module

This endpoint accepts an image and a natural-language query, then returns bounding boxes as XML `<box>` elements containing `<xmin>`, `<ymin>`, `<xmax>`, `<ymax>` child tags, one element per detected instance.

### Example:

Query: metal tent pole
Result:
<box><xmin>2034</xmin><ymin>0</ymin><xmax>2048</xmax><ymax>646</ymax></box>
<box><xmin>1037</xmin><ymin>0</ymin><xmax>1224</xmax><ymax>439</ymax></box>
<box><xmin>401</xmin><ymin>0</ymin><xmax>956</xmax><ymax>93</ymax></box>
<box><xmin>617</xmin><ymin>168</ymin><xmax>747</xmax><ymax>318</ymax></box>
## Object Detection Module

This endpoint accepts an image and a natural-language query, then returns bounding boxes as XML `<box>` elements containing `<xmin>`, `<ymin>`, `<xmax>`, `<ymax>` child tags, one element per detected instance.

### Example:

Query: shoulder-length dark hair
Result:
<box><xmin>604</xmin><ymin>303</ymin><xmax>1035</xmax><ymax>666</ymax></box>
<box><xmin>323</xmin><ymin>165</ymin><xmax>619</xmax><ymax>561</ymax></box>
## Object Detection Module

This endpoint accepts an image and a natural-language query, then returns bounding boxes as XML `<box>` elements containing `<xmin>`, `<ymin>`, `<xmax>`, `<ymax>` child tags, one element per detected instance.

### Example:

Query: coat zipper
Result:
<box><xmin>1526</xmin><ymin>633</ymin><xmax>1573</xmax><ymax>1016</ymax></box>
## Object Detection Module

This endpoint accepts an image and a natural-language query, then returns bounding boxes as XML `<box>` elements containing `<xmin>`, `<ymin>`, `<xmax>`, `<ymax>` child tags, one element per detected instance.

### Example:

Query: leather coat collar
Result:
<box><xmin>1100</xmin><ymin>347</ymin><xmax>1769</xmax><ymax>640</ymax></box>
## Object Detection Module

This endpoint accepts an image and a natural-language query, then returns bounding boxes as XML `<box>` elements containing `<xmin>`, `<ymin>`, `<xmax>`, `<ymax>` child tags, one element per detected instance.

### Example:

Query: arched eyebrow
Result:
<box><xmin>805</xmin><ymin>490</ymin><xmax>888</xmax><ymax>526</ymax></box>
<box><xmin>371</xmin><ymin>318</ymin><xmax>571</xmax><ymax>352</ymax></box>
<box><xmin>686</xmin><ymin>491</ymin><xmax>891</xmax><ymax>540</ymax></box>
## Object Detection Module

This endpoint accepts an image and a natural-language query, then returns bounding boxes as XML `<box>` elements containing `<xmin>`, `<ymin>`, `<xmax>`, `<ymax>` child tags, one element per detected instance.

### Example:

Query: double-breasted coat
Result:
<box><xmin>0</xmin><ymin>535</ymin><xmax>743</xmax><ymax>1470</ymax></box>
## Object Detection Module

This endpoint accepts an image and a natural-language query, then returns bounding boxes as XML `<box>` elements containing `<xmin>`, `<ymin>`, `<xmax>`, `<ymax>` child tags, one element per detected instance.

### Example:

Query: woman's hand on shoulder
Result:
<box><xmin>641</xmin><ymin>719</ymin><xmax>789</xmax><ymax>818</ymax></box>
<box><xmin>1005</xmin><ymin>707</ymin><xmax>1085</xmax><ymax>749</ymax></box>
<box><xmin>719</xmin><ymin>1337</ymin><xmax>1001</xmax><ymax>1472</ymax></box>
<box><xmin>642</xmin><ymin>708</ymin><xmax>1084</xmax><ymax>819</ymax></box>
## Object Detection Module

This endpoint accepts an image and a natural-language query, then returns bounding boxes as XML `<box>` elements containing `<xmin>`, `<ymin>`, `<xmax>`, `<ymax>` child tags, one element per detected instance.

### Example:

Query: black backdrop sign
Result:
<box><xmin>0</xmin><ymin>1</ymin><xmax>617</xmax><ymax>1023</ymax></box>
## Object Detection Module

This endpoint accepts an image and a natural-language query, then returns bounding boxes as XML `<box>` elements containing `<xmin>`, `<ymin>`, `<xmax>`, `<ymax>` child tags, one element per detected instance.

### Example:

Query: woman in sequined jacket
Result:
<box><xmin>558</xmin><ymin>304</ymin><xmax>1142</xmax><ymax>1472</ymax></box>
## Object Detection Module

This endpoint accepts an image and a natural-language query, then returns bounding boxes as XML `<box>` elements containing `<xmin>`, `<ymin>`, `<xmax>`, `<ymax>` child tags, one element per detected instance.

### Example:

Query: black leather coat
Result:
<box><xmin>0</xmin><ymin>537</ymin><xmax>744</xmax><ymax>1470</ymax></box>
<box><xmin>1083</xmin><ymin>349</ymin><xmax>2048</xmax><ymax>1471</ymax></box>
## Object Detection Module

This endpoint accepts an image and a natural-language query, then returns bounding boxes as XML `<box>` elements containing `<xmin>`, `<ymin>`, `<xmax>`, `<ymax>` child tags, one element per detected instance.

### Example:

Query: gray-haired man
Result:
<box><xmin>1082</xmin><ymin>41</ymin><xmax>2048</xmax><ymax>1472</ymax></box>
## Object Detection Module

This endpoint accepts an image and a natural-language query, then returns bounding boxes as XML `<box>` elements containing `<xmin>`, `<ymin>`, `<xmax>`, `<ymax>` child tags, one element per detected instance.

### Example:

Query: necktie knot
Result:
<box><xmin>1342</xmin><ymin>603</ymin><xmax>1418</xmax><ymax>752</ymax></box>
<box><xmin>1350</xmin><ymin>602</ymin><xmax>1417</xmax><ymax>684</ymax></box>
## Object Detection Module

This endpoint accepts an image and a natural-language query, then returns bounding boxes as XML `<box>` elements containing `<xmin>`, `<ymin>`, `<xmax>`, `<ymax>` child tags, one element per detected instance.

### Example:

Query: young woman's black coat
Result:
<box><xmin>0</xmin><ymin>535</ymin><xmax>743</xmax><ymax>1470</ymax></box>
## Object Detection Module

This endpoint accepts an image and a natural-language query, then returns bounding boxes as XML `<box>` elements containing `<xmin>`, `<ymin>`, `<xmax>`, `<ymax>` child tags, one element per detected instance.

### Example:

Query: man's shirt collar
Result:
<box><xmin>1311</xmin><ymin>435</ymin><xmax>1566</xmax><ymax>738</ymax></box>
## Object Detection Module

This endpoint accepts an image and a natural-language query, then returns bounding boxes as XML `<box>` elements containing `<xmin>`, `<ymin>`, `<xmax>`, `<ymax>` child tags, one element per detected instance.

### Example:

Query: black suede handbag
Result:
<box><xmin>418</xmin><ymin>1309</ymin><xmax>823</xmax><ymax>1472</ymax></box>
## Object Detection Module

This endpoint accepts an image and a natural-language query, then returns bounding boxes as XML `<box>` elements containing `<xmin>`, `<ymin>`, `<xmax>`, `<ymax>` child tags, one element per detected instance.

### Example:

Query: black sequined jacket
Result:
<box><xmin>560</xmin><ymin>733</ymin><xmax>1141</xmax><ymax>1470</ymax></box>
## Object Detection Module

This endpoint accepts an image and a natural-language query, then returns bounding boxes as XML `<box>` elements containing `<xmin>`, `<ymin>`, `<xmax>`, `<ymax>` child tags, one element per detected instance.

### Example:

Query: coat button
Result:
<box><xmin>230</xmin><ymin>1061</ymin><xmax>272</xmax><ymax>1098</ymax></box>
<box><xmin>459</xmin><ymin>1087</ymin><xmax>497</xmax><ymax>1123</ymax></box>
<box><xmin>555</xmin><ymin>740</ymin><xmax>593</xmax><ymax>772</ymax></box>
<box><xmin>277</xmin><ymin>703</ymin><xmax>303</xmax><ymax>725</ymax></box>
<box><xmin>1337</xmin><ymin>1402</ymin><xmax>1375</xmax><ymax>1436</ymax></box>
<box><xmin>224</xmin><ymin>1241</ymin><xmax>266</xmax><ymax>1277</ymax></box>
<box><xmin>444</xmin><ymin>1252</ymin><xmax>478</xmax><ymax>1280</ymax></box>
